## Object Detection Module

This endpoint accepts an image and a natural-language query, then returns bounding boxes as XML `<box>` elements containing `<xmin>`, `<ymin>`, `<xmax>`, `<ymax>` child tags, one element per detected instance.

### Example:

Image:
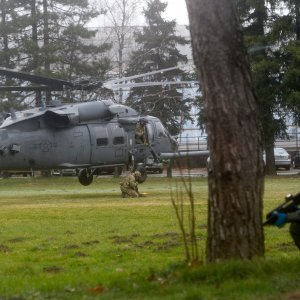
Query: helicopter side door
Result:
<box><xmin>89</xmin><ymin>123</ymin><xmax>128</xmax><ymax>166</ymax></box>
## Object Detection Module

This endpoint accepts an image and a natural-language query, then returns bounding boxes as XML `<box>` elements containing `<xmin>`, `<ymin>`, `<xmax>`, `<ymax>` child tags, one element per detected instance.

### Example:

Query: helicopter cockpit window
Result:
<box><xmin>155</xmin><ymin>121</ymin><xmax>168</xmax><ymax>138</ymax></box>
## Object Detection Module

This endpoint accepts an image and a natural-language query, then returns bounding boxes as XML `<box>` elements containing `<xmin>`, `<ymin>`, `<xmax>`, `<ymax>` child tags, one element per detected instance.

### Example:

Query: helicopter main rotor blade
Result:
<box><xmin>0</xmin><ymin>67</ymin><xmax>73</xmax><ymax>88</ymax></box>
<box><xmin>104</xmin><ymin>66</ymin><xmax>180</xmax><ymax>85</ymax></box>
<box><xmin>0</xmin><ymin>85</ymin><xmax>62</xmax><ymax>92</ymax></box>
<box><xmin>107</xmin><ymin>81</ymin><xmax>199</xmax><ymax>89</ymax></box>
<box><xmin>0</xmin><ymin>68</ymin><xmax>102</xmax><ymax>91</ymax></box>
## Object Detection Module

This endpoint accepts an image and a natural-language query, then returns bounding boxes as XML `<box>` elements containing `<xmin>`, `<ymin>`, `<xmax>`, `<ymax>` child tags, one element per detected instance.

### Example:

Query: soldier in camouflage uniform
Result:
<box><xmin>120</xmin><ymin>171</ymin><xmax>143</xmax><ymax>198</ymax></box>
<box><xmin>135</xmin><ymin>121</ymin><xmax>146</xmax><ymax>144</ymax></box>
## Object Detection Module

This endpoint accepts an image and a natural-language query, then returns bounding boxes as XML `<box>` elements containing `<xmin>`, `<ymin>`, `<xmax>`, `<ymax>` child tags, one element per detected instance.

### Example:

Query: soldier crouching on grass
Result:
<box><xmin>120</xmin><ymin>171</ymin><xmax>144</xmax><ymax>198</ymax></box>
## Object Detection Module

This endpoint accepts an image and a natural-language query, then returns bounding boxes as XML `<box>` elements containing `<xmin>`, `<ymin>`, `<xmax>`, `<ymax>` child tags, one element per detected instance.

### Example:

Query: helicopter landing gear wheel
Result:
<box><xmin>78</xmin><ymin>168</ymin><xmax>93</xmax><ymax>186</ymax></box>
<box><xmin>128</xmin><ymin>153</ymin><xmax>147</xmax><ymax>183</ymax></box>
<box><xmin>135</xmin><ymin>165</ymin><xmax>147</xmax><ymax>183</ymax></box>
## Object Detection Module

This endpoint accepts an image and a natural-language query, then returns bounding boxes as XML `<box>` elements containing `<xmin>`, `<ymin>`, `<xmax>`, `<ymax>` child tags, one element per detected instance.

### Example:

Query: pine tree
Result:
<box><xmin>237</xmin><ymin>0</ymin><xmax>280</xmax><ymax>174</ymax></box>
<box><xmin>0</xmin><ymin>0</ymin><xmax>31</xmax><ymax>111</ymax></box>
<box><xmin>125</xmin><ymin>0</ymin><xmax>191</xmax><ymax>135</ymax></box>
<box><xmin>0</xmin><ymin>0</ymin><xmax>112</xmax><ymax>106</ymax></box>
<box><xmin>277</xmin><ymin>0</ymin><xmax>300</xmax><ymax>122</ymax></box>
<box><xmin>233</xmin><ymin>0</ymin><xmax>300</xmax><ymax>173</ymax></box>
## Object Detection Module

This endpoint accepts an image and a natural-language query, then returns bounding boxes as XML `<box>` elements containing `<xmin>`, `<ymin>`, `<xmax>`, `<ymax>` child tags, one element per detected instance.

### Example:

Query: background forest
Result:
<box><xmin>0</xmin><ymin>0</ymin><xmax>299</xmax><ymax>152</ymax></box>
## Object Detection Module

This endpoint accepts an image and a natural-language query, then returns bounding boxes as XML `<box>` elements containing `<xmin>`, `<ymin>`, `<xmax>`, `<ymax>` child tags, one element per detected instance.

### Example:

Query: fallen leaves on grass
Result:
<box><xmin>87</xmin><ymin>285</ymin><xmax>106</xmax><ymax>294</ymax></box>
<box><xmin>283</xmin><ymin>290</ymin><xmax>300</xmax><ymax>300</ymax></box>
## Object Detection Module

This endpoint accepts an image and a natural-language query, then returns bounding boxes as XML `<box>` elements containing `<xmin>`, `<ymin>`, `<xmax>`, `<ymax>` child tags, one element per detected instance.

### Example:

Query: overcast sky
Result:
<box><xmin>164</xmin><ymin>0</ymin><xmax>189</xmax><ymax>25</ymax></box>
<box><xmin>89</xmin><ymin>0</ymin><xmax>189</xmax><ymax>27</ymax></box>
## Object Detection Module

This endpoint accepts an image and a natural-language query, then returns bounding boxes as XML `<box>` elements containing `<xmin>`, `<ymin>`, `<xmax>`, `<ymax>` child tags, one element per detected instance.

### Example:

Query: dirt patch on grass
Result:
<box><xmin>110</xmin><ymin>234</ymin><xmax>140</xmax><ymax>245</ymax></box>
<box><xmin>135</xmin><ymin>241</ymin><xmax>155</xmax><ymax>248</ymax></box>
<box><xmin>8</xmin><ymin>237</ymin><xmax>26</xmax><ymax>243</ymax></box>
<box><xmin>274</xmin><ymin>242</ymin><xmax>296</xmax><ymax>252</ymax></box>
<box><xmin>82</xmin><ymin>240</ymin><xmax>99</xmax><ymax>246</ymax></box>
<box><xmin>43</xmin><ymin>266</ymin><xmax>64</xmax><ymax>273</ymax></box>
<box><xmin>0</xmin><ymin>244</ymin><xmax>12</xmax><ymax>253</ymax></box>
<box><xmin>150</xmin><ymin>232</ymin><xmax>179</xmax><ymax>239</ymax></box>
<box><xmin>109</xmin><ymin>232</ymin><xmax>182</xmax><ymax>251</ymax></box>
<box><xmin>64</xmin><ymin>244</ymin><xmax>80</xmax><ymax>249</ymax></box>
<box><xmin>282</xmin><ymin>290</ymin><xmax>300</xmax><ymax>300</ymax></box>
<box><xmin>155</xmin><ymin>240</ymin><xmax>181</xmax><ymax>251</ymax></box>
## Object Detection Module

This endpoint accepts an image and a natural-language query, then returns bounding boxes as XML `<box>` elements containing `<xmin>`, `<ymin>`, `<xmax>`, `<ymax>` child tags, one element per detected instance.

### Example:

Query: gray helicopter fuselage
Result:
<box><xmin>0</xmin><ymin>101</ymin><xmax>177</xmax><ymax>172</ymax></box>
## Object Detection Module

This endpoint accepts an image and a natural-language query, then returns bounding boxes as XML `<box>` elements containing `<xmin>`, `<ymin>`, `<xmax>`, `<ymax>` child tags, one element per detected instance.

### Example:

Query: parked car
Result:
<box><xmin>273</xmin><ymin>147</ymin><xmax>291</xmax><ymax>170</ymax></box>
<box><xmin>51</xmin><ymin>169</ymin><xmax>77</xmax><ymax>176</ymax></box>
<box><xmin>293</xmin><ymin>153</ymin><xmax>300</xmax><ymax>169</ymax></box>
<box><xmin>207</xmin><ymin>148</ymin><xmax>291</xmax><ymax>171</ymax></box>
<box><xmin>0</xmin><ymin>170</ymin><xmax>34</xmax><ymax>178</ymax></box>
<box><xmin>51</xmin><ymin>169</ymin><xmax>61</xmax><ymax>176</ymax></box>
<box><xmin>263</xmin><ymin>147</ymin><xmax>292</xmax><ymax>170</ymax></box>
<box><xmin>145</xmin><ymin>156</ymin><xmax>163</xmax><ymax>174</ymax></box>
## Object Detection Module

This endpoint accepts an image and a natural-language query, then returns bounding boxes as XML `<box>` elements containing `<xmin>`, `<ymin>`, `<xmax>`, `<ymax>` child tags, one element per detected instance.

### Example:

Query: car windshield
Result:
<box><xmin>274</xmin><ymin>148</ymin><xmax>289</xmax><ymax>157</ymax></box>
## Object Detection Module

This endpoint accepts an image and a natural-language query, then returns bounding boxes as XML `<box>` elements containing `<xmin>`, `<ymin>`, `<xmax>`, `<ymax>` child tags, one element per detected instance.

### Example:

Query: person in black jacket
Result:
<box><xmin>271</xmin><ymin>202</ymin><xmax>300</xmax><ymax>250</ymax></box>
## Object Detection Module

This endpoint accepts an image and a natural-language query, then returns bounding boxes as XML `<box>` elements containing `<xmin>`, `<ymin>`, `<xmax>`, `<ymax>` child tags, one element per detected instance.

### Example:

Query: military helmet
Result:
<box><xmin>134</xmin><ymin>171</ymin><xmax>142</xmax><ymax>179</ymax></box>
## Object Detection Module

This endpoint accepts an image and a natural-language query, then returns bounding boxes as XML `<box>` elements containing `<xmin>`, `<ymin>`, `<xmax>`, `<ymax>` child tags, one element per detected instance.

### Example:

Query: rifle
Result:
<box><xmin>264</xmin><ymin>192</ymin><xmax>300</xmax><ymax>225</ymax></box>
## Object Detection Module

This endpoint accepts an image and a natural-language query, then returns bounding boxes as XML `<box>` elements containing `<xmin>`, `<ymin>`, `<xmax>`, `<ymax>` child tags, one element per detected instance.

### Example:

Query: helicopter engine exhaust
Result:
<box><xmin>78</xmin><ymin>101</ymin><xmax>112</xmax><ymax>122</ymax></box>
<box><xmin>43</xmin><ymin>102</ymin><xmax>139</xmax><ymax>128</ymax></box>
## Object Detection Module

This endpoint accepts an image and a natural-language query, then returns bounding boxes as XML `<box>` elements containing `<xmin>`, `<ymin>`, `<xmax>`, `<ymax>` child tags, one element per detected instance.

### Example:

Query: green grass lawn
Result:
<box><xmin>0</xmin><ymin>175</ymin><xmax>299</xmax><ymax>299</ymax></box>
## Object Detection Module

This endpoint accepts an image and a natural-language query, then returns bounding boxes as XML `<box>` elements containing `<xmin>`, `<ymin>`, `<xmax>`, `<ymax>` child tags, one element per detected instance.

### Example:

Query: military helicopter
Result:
<box><xmin>0</xmin><ymin>67</ymin><xmax>203</xmax><ymax>186</ymax></box>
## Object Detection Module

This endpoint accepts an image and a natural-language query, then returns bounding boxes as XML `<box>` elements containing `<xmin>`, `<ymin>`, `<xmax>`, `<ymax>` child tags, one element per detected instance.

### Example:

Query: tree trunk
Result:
<box><xmin>265</xmin><ymin>142</ymin><xmax>276</xmax><ymax>175</ymax></box>
<box><xmin>186</xmin><ymin>0</ymin><xmax>265</xmax><ymax>262</ymax></box>
<box><xmin>30</xmin><ymin>0</ymin><xmax>42</xmax><ymax>106</ymax></box>
<box><xmin>43</xmin><ymin>0</ymin><xmax>51</xmax><ymax>104</ymax></box>
<box><xmin>1</xmin><ymin>0</ymin><xmax>9</xmax><ymax>68</ymax></box>
<box><xmin>295</xmin><ymin>0</ymin><xmax>300</xmax><ymax>40</ymax></box>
